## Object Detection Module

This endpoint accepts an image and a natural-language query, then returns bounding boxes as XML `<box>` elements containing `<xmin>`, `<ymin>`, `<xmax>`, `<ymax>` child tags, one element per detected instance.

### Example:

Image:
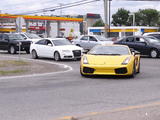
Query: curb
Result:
<box><xmin>0</xmin><ymin>55</ymin><xmax>73</xmax><ymax>80</ymax></box>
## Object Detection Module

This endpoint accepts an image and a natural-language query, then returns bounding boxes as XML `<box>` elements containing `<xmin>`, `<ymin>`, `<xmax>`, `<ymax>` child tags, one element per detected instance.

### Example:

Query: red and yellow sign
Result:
<box><xmin>0</xmin><ymin>14</ymin><xmax>83</xmax><ymax>22</ymax></box>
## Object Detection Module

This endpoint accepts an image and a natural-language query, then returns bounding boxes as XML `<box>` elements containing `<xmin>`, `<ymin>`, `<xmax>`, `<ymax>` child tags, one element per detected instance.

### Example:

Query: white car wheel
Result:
<box><xmin>54</xmin><ymin>52</ymin><xmax>61</xmax><ymax>61</ymax></box>
<box><xmin>32</xmin><ymin>50</ymin><xmax>38</xmax><ymax>59</ymax></box>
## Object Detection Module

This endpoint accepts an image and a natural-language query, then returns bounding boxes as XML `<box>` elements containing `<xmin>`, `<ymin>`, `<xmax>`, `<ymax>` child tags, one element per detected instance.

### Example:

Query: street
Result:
<box><xmin>0</xmin><ymin>53</ymin><xmax>160</xmax><ymax>120</ymax></box>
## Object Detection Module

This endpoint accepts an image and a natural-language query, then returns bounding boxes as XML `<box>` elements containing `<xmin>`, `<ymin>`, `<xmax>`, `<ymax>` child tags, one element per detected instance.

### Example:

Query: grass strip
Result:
<box><xmin>0</xmin><ymin>60</ymin><xmax>30</xmax><ymax>67</ymax></box>
<box><xmin>0</xmin><ymin>70</ymin><xmax>27</xmax><ymax>75</ymax></box>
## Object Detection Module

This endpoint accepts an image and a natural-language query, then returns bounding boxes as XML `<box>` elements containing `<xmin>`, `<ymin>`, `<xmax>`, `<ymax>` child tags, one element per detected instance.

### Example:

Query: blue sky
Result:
<box><xmin>1</xmin><ymin>0</ymin><xmax>160</xmax><ymax>18</ymax></box>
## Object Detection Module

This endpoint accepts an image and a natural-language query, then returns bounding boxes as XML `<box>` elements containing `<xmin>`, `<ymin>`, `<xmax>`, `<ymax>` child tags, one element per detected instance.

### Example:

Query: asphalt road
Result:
<box><xmin>0</xmin><ymin>52</ymin><xmax>160</xmax><ymax>120</ymax></box>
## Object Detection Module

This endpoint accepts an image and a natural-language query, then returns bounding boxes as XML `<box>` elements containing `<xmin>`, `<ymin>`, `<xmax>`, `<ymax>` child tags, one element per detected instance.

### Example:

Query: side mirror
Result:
<box><xmin>140</xmin><ymin>42</ymin><xmax>147</xmax><ymax>45</ymax></box>
<box><xmin>132</xmin><ymin>51</ymin><xmax>140</xmax><ymax>56</ymax></box>
<box><xmin>130</xmin><ymin>48</ymin><xmax>140</xmax><ymax>55</ymax></box>
<box><xmin>83</xmin><ymin>49</ymin><xmax>90</xmax><ymax>54</ymax></box>
<box><xmin>130</xmin><ymin>48</ymin><xmax>135</xmax><ymax>53</ymax></box>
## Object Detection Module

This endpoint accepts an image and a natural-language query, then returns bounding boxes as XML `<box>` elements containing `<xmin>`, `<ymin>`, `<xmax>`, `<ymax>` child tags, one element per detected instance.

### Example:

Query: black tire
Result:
<box><xmin>150</xmin><ymin>49</ymin><xmax>159</xmax><ymax>58</ymax></box>
<box><xmin>31</xmin><ymin>50</ymin><xmax>38</xmax><ymax>59</ymax></box>
<box><xmin>137</xmin><ymin>61</ymin><xmax>140</xmax><ymax>74</ymax></box>
<box><xmin>9</xmin><ymin>45</ymin><xmax>16</xmax><ymax>54</ymax></box>
<box><xmin>80</xmin><ymin>68</ymin><xmax>88</xmax><ymax>77</ymax></box>
<box><xmin>26</xmin><ymin>49</ymin><xmax>30</xmax><ymax>54</ymax></box>
<box><xmin>130</xmin><ymin>63</ymin><xmax>136</xmax><ymax>78</ymax></box>
<box><xmin>76</xmin><ymin>58</ymin><xmax>81</xmax><ymax>61</ymax></box>
<box><xmin>54</xmin><ymin>52</ymin><xmax>61</xmax><ymax>61</ymax></box>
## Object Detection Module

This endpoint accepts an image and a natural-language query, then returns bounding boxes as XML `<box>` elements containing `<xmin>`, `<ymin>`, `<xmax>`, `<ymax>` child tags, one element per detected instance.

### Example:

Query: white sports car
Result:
<box><xmin>30</xmin><ymin>38</ymin><xmax>83</xmax><ymax>61</ymax></box>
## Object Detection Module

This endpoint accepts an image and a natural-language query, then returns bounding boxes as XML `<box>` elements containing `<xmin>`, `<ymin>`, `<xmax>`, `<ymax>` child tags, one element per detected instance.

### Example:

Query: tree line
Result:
<box><xmin>93</xmin><ymin>8</ymin><xmax>160</xmax><ymax>27</ymax></box>
<box><xmin>112</xmin><ymin>8</ymin><xmax>160</xmax><ymax>27</ymax></box>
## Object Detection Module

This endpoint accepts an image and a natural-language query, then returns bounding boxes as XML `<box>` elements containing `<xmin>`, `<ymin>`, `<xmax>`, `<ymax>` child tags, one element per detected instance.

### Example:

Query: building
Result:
<box><xmin>0</xmin><ymin>13</ymin><xmax>83</xmax><ymax>38</ymax></box>
<box><xmin>88</xmin><ymin>26</ymin><xmax>159</xmax><ymax>38</ymax></box>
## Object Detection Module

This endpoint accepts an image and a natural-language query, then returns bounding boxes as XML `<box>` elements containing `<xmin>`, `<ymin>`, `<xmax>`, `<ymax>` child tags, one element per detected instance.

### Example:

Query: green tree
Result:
<box><xmin>158</xmin><ymin>12</ymin><xmax>160</xmax><ymax>30</ymax></box>
<box><xmin>93</xmin><ymin>20</ymin><xmax>104</xmax><ymax>27</ymax></box>
<box><xmin>135</xmin><ymin>9</ymin><xmax>159</xmax><ymax>26</ymax></box>
<box><xmin>111</xmin><ymin>8</ymin><xmax>130</xmax><ymax>26</ymax></box>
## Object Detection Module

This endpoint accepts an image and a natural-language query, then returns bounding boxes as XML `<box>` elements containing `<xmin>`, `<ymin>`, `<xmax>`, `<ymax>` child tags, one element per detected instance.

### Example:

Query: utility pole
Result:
<box><xmin>104</xmin><ymin>0</ymin><xmax>108</xmax><ymax>38</ymax></box>
<box><xmin>59</xmin><ymin>3</ymin><xmax>63</xmax><ymax>16</ymax></box>
<box><xmin>129</xmin><ymin>13</ymin><xmax>135</xmax><ymax>35</ymax></box>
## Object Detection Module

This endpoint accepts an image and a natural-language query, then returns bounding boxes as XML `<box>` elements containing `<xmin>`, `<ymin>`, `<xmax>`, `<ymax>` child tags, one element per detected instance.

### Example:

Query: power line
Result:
<box><xmin>17</xmin><ymin>0</ymin><xmax>100</xmax><ymax>15</ymax></box>
<box><xmin>16</xmin><ymin>0</ymin><xmax>90</xmax><ymax>15</ymax></box>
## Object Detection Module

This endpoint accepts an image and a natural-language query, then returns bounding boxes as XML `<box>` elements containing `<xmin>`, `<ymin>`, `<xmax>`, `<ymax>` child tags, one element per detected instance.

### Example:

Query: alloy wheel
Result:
<box><xmin>150</xmin><ymin>50</ymin><xmax>158</xmax><ymax>58</ymax></box>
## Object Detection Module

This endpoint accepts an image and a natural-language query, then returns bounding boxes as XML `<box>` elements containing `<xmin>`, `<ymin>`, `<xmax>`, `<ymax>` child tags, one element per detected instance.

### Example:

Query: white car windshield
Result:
<box><xmin>88</xmin><ymin>46</ymin><xmax>130</xmax><ymax>55</ymax></box>
<box><xmin>52</xmin><ymin>39</ymin><xmax>72</xmax><ymax>46</ymax></box>
<box><xmin>25</xmin><ymin>33</ymin><xmax>41</xmax><ymax>39</ymax></box>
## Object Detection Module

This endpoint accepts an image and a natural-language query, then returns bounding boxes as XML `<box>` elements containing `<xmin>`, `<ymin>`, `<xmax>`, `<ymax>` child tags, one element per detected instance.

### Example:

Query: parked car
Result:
<box><xmin>30</xmin><ymin>38</ymin><xmax>83</xmax><ymax>61</ymax></box>
<box><xmin>0</xmin><ymin>33</ymin><xmax>31</xmax><ymax>54</ymax></box>
<box><xmin>17</xmin><ymin>32</ymin><xmax>42</xmax><ymax>42</ymax></box>
<box><xmin>72</xmin><ymin>35</ymin><xmax>113</xmax><ymax>50</ymax></box>
<box><xmin>143</xmin><ymin>32</ymin><xmax>160</xmax><ymax>40</ymax></box>
<box><xmin>144</xmin><ymin>36</ymin><xmax>159</xmax><ymax>40</ymax></box>
<box><xmin>80</xmin><ymin>45</ymin><xmax>140</xmax><ymax>77</ymax></box>
<box><xmin>114</xmin><ymin>36</ymin><xmax>160</xmax><ymax>58</ymax></box>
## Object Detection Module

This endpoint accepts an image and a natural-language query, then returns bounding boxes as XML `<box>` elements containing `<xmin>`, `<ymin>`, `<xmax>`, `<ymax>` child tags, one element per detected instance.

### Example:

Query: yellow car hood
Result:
<box><xmin>86</xmin><ymin>55</ymin><xmax>132</xmax><ymax>65</ymax></box>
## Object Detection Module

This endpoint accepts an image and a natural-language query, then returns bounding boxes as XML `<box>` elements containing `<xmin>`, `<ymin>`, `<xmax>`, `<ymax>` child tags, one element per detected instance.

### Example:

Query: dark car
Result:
<box><xmin>114</xmin><ymin>36</ymin><xmax>160</xmax><ymax>58</ymax></box>
<box><xmin>0</xmin><ymin>33</ymin><xmax>31</xmax><ymax>54</ymax></box>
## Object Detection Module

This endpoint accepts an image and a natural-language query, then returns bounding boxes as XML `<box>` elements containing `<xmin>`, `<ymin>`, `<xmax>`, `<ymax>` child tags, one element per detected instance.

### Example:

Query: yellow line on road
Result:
<box><xmin>55</xmin><ymin>101</ymin><xmax>160</xmax><ymax>120</ymax></box>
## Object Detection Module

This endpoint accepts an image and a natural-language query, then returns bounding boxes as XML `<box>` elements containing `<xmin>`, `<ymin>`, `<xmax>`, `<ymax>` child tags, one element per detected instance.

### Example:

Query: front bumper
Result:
<box><xmin>80</xmin><ymin>63</ymin><xmax>133</xmax><ymax>76</ymax></box>
<box><xmin>15</xmin><ymin>46</ymin><xmax>30</xmax><ymax>51</ymax></box>
<box><xmin>61</xmin><ymin>50</ymin><xmax>82</xmax><ymax>60</ymax></box>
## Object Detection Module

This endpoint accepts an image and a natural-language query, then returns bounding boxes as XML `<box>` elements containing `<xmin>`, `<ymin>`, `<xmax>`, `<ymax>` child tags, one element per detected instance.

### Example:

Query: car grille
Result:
<box><xmin>83</xmin><ymin>67</ymin><xmax>95</xmax><ymax>73</ymax></box>
<box><xmin>64</xmin><ymin>56</ymin><xmax>72</xmax><ymax>58</ymax></box>
<box><xmin>21</xmin><ymin>41</ymin><xmax>31</xmax><ymax>47</ymax></box>
<box><xmin>73</xmin><ymin>50</ymin><xmax>81</xmax><ymax>57</ymax></box>
<box><xmin>115</xmin><ymin>67</ymin><xmax>127</xmax><ymax>74</ymax></box>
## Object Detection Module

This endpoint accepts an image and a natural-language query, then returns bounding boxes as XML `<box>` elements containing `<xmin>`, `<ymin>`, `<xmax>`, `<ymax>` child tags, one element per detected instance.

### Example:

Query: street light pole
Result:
<box><xmin>108</xmin><ymin>0</ymin><xmax>111</xmax><ymax>37</ymax></box>
<box><xmin>104</xmin><ymin>0</ymin><xmax>108</xmax><ymax>38</ymax></box>
<box><xmin>129</xmin><ymin>13</ymin><xmax>135</xmax><ymax>35</ymax></box>
<box><xmin>133</xmin><ymin>13</ymin><xmax>135</xmax><ymax>35</ymax></box>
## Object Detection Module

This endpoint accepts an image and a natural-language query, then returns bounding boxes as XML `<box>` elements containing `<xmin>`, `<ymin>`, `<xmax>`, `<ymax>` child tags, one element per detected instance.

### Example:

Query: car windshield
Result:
<box><xmin>88</xmin><ymin>46</ymin><xmax>130</xmax><ymax>55</ymax></box>
<box><xmin>8</xmin><ymin>34</ymin><xmax>24</xmax><ymax>40</ymax></box>
<box><xmin>95</xmin><ymin>35</ymin><xmax>109</xmax><ymax>41</ymax></box>
<box><xmin>52</xmin><ymin>39</ymin><xmax>72</xmax><ymax>46</ymax></box>
<box><xmin>153</xmin><ymin>35</ymin><xmax>160</xmax><ymax>39</ymax></box>
<box><xmin>145</xmin><ymin>37</ymin><xmax>160</xmax><ymax>43</ymax></box>
<box><xmin>25</xmin><ymin>33</ymin><xmax>41</xmax><ymax>39</ymax></box>
<box><xmin>145</xmin><ymin>36</ymin><xmax>157</xmax><ymax>40</ymax></box>
<box><xmin>147</xmin><ymin>34</ymin><xmax>160</xmax><ymax>40</ymax></box>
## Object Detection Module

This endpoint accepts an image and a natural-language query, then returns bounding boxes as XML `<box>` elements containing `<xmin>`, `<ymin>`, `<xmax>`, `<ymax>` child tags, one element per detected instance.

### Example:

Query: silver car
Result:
<box><xmin>72</xmin><ymin>35</ymin><xmax>113</xmax><ymax>50</ymax></box>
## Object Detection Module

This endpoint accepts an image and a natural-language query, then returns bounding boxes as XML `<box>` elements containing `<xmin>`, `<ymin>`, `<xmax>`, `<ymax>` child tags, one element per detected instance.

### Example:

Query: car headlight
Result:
<box><xmin>16</xmin><ymin>42</ymin><xmax>21</xmax><ymax>46</ymax></box>
<box><xmin>122</xmin><ymin>57</ymin><xmax>131</xmax><ymax>65</ymax></box>
<box><xmin>83</xmin><ymin>56</ymin><xmax>88</xmax><ymax>64</ymax></box>
<box><xmin>81</xmin><ymin>49</ymin><xmax>85</xmax><ymax>53</ymax></box>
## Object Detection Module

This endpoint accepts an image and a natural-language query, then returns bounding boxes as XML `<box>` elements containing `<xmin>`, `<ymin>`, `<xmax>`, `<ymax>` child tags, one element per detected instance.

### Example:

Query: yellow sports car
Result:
<box><xmin>80</xmin><ymin>45</ymin><xmax>140</xmax><ymax>77</ymax></box>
